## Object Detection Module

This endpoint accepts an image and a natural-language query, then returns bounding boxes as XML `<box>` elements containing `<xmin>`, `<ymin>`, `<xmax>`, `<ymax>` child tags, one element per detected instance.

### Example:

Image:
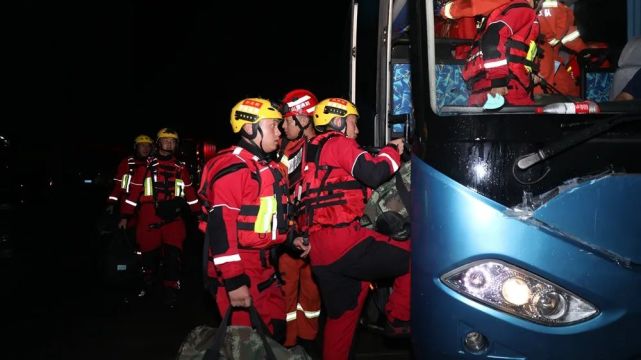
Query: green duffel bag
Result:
<box><xmin>361</xmin><ymin>161</ymin><xmax>411</xmax><ymax>240</ymax></box>
<box><xmin>176</xmin><ymin>306</ymin><xmax>311</xmax><ymax>360</ymax></box>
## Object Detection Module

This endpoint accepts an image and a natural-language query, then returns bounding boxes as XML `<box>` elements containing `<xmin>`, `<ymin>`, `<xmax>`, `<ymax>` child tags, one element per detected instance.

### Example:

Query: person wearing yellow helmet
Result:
<box><xmin>230</xmin><ymin>98</ymin><xmax>283</xmax><ymax>155</ymax></box>
<box><xmin>198</xmin><ymin>98</ymin><xmax>298</xmax><ymax>343</ymax></box>
<box><xmin>106</xmin><ymin>134</ymin><xmax>153</xmax><ymax>212</ymax></box>
<box><xmin>155</xmin><ymin>127</ymin><xmax>179</xmax><ymax>157</ymax></box>
<box><xmin>119</xmin><ymin>127</ymin><xmax>201</xmax><ymax>308</ymax></box>
<box><xmin>301</xmin><ymin>98</ymin><xmax>410</xmax><ymax>359</ymax></box>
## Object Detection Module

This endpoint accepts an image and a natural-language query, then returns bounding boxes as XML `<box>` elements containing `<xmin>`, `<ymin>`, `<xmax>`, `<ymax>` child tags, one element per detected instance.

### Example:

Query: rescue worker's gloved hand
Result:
<box><xmin>118</xmin><ymin>218</ymin><xmax>128</xmax><ymax>230</ymax></box>
<box><xmin>293</xmin><ymin>236</ymin><xmax>311</xmax><ymax>258</ymax></box>
<box><xmin>229</xmin><ymin>285</ymin><xmax>252</xmax><ymax>308</ymax></box>
<box><xmin>105</xmin><ymin>204</ymin><xmax>115</xmax><ymax>215</ymax></box>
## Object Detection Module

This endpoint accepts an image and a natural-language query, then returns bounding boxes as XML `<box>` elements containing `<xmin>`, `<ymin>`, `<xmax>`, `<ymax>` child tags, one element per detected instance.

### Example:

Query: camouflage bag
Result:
<box><xmin>361</xmin><ymin>162</ymin><xmax>411</xmax><ymax>240</ymax></box>
<box><xmin>176</xmin><ymin>307</ymin><xmax>311</xmax><ymax>360</ymax></box>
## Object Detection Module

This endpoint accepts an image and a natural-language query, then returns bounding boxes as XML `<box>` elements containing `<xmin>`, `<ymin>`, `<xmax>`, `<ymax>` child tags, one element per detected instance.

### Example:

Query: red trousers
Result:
<box><xmin>310</xmin><ymin>223</ymin><xmax>411</xmax><ymax>360</ymax></box>
<box><xmin>215</xmin><ymin>250</ymin><xmax>286</xmax><ymax>338</ymax></box>
<box><xmin>135</xmin><ymin>203</ymin><xmax>186</xmax><ymax>252</ymax></box>
<box><xmin>279</xmin><ymin>253</ymin><xmax>321</xmax><ymax>347</ymax></box>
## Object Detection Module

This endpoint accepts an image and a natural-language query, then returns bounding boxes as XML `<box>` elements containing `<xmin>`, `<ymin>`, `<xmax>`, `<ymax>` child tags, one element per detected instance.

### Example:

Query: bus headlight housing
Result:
<box><xmin>441</xmin><ymin>260</ymin><xmax>598</xmax><ymax>325</ymax></box>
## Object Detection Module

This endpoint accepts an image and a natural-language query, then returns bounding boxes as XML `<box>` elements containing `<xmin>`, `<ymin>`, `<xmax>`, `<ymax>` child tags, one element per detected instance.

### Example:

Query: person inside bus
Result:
<box><xmin>610</xmin><ymin>37</ymin><xmax>641</xmax><ymax>101</ymax></box>
<box><xmin>447</xmin><ymin>0</ymin><xmax>540</xmax><ymax>106</ymax></box>
<box><xmin>534</xmin><ymin>0</ymin><xmax>590</xmax><ymax>100</ymax></box>
<box><xmin>438</xmin><ymin>0</ymin><xmax>512</xmax><ymax>60</ymax></box>
<box><xmin>614</xmin><ymin>69</ymin><xmax>641</xmax><ymax>101</ymax></box>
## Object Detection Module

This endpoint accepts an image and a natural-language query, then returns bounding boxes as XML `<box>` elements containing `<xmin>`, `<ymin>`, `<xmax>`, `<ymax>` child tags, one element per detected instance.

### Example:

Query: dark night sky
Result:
<box><xmin>9</xmin><ymin>0</ymin><xmax>351</xmax><ymax>149</ymax></box>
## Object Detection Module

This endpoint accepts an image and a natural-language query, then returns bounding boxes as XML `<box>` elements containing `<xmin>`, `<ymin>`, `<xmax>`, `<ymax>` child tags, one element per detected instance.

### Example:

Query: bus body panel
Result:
<box><xmin>411</xmin><ymin>157</ymin><xmax>641</xmax><ymax>359</ymax></box>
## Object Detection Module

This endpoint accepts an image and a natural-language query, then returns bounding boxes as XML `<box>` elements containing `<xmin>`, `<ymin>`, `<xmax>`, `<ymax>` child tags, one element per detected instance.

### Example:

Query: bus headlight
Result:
<box><xmin>441</xmin><ymin>260</ymin><xmax>598</xmax><ymax>325</ymax></box>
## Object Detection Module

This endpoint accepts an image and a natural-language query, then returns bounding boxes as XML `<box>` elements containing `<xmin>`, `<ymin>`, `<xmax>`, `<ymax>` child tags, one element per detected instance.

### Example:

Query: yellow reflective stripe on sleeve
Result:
<box><xmin>175</xmin><ymin>179</ymin><xmax>185</xmax><ymax>197</ymax></box>
<box><xmin>254</xmin><ymin>195</ymin><xmax>277</xmax><ymax>233</ymax></box>
<box><xmin>143</xmin><ymin>177</ymin><xmax>153</xmax><ymax>196</ymax></box>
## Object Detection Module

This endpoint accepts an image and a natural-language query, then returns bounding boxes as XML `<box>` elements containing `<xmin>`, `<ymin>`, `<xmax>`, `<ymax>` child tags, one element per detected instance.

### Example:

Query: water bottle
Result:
<box><xmin>536</xmin><ymin>101</ymin><xmax>600</xmax><ymax>114</ymax></box>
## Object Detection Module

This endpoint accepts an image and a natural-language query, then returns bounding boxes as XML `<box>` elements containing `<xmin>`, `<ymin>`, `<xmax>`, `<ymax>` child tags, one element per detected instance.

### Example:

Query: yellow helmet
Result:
<box><xmin>134</xmin><ymin>134</ymin><xmax>153</xmax><ymax>145</ymax></box>
<box><xmin>313</xmin><ymin>98</ymin><xmax>359</xmax><ymax>128</ymax></box>
<box><xmin>157</xmin><ymin>128</ymin><xmax>179</xmax><ymax>141</ymax></box>
<box><xmin>230</xmin><ymin>98</ymin><xmax>282</xmax><ymax>134</ymax></box>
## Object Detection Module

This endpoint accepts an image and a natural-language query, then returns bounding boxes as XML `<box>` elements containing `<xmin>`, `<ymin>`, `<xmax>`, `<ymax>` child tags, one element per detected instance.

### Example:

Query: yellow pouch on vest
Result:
<box><xmin>144</xmin><ymin>177</ymin><xmax>153</xmax><ymax>196</ymax></box>
<box><xmin>175</xmin><ymin>179</ymin><xmax>185</xmax><ymax>197</ymax></box>
<box><xmin>525</xmin><ymin>40</ymin><xmax>538</xmax><ymax>73</ymax></box>
<box><xmin>255</xmin><ymin>195</ymin><xmax>277</xmax><ymax>234</ymax></box>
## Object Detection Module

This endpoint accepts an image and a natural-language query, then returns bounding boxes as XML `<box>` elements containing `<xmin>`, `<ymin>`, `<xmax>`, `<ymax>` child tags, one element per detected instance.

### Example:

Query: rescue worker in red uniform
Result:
<box><xmin>435</xmin><ymin>0</ymin><xmax>511</xmax><ymax>60</ymax></box>
<box><xmin>199</xmin><ymin>98</ymin><xmax>308</xmax><ymax>343</ymax></box>
<box><xmin>458</xmin><ymin>0</ymin><xmax>540</xmax><ymax>106</ymax></box>
<box><xmin>535</xmin><ymin>0</ymin><xmax>588</xmax><ymax>97</ymax></box>
<box><xmin>300</xmin><ymin>98</ymin><xmax>409</xmax><ymax>360</ymax></box>
<box><xmin>438</xmin><ymin>0</ymin><xmax>512</xmax><ymax>60</ymax></box>
<box><xmin>119</xmin><ymin>128</ymin><xmax>200</xmax><ymax>307</ymax></box>
<box><xmin>106</xmin><ymin>134</ymin><xmax>153</xmax><ymax>222</ymax></box>
<box><xmin>278</xmin><ymin>89</ymin><xmax>321</xmax><ymax>348</ymax></box>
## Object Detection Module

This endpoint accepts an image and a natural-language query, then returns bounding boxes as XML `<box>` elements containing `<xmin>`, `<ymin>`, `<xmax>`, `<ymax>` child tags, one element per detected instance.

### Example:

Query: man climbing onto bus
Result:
<box><xmin>300</xmin><ymin>98</ymin><xmax>410</xmax><ymax>360</ymax></box>
<box><xmin>534</xmin><ymin>0</ymin><xmax>590</xmax><ymax>98</ymax></box>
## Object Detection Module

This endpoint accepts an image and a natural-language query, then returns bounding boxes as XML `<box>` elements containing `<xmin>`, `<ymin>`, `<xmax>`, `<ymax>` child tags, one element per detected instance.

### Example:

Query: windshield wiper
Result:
<box><xmin>513</xmin><ymin>114</ymin><xmax>640</xmax><ymax>184</ymax></box>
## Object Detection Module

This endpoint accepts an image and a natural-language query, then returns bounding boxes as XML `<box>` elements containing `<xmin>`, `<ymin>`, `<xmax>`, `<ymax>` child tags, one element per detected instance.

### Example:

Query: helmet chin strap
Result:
<box><xmin>292</xmin><ymin>115</ymin><xmax>311</xmax><ymax>140</ymax></box>
<box><xmin>328</xmin><ymin>117</ymin><xmax>347</xmax><ymax>134</ymax></box>
<box><xmin>241</xmin><ymin>124</ymin><xmax>270</xmax><ymax>158</ymax></box>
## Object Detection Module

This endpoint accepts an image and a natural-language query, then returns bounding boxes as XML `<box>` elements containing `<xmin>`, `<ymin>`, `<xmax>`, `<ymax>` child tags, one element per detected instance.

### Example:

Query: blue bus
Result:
<box><xmin>349</xmin><ymin>0</ymin><xmax>641</xmax><ymax>358</ymax></box>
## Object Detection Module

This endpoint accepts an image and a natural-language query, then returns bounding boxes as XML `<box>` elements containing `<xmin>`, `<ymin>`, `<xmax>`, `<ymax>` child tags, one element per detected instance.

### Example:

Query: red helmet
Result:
<box><xmin>281</xmin><ymin>89</ymin><xmax>318</xmax><ymax>117</ymax></box>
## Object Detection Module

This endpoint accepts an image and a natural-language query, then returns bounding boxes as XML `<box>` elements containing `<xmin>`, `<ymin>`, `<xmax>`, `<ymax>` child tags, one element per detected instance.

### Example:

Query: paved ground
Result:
<box><xmin>1</xmin><ymin>187</ymin><xmax>411</xmax><ymax>360</ymax></box>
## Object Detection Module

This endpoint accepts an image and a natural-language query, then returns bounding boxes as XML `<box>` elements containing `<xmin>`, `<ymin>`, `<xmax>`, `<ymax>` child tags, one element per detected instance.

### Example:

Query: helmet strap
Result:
<box><xmin>292</xmin><ymin>115</ymin><xmax>310</xmax><ymax>140</ymax></box>
<box><xmin>240</xmin><ymin>123</ymin><xmax>259</xmax><ymax>140</ymax></box>
<box><xmin>328</xmin><ymin>117</ymin><xmax>347</xmax><ymax>134</ymax></box>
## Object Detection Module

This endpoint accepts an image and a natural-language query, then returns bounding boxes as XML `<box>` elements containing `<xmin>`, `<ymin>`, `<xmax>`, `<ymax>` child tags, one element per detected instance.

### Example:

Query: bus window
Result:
<box><xmin>427</xmin><ymin>0</ymin><xmax>639</xmax><ymax>115</ymax></box>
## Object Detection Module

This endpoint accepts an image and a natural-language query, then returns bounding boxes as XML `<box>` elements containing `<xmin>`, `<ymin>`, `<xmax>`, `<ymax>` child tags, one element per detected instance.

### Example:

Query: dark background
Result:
<box><xmin>8</xmin><ymin>0</ymin><xmax>351</xmax><ymax>150</ymax></box>
<box><xmin>1</xmin><ymin>1</ymin><xmax>363</xmax><ymax>359</ymax></box>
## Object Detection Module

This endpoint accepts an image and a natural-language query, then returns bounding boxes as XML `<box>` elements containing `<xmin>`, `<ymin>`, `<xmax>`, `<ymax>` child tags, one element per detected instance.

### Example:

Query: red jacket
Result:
<box><xmin>200</xmin><ymin>144</ymin><xmax>290</xmax><ymax>291</ymax></box>
<box><xmin>107</xmin><ymin>156</ymin><xmax>146</xmax><ymax>204</ymax></box>
<box><xmin>120</xmin><ymin>155</ymin><xmax>200</xmax><ymax>216</ymax></box>
<box><xmin>300</xmin><ymin>131</ymin><xmax>401</xmax><ymax>234</ymax></box>
<box><xmin>462</xmin><ymin>0</ymin><xmax>539</xmax><ymax>105</ymax></box>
